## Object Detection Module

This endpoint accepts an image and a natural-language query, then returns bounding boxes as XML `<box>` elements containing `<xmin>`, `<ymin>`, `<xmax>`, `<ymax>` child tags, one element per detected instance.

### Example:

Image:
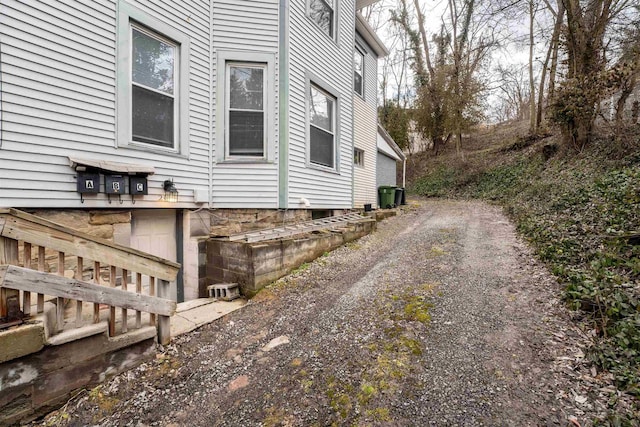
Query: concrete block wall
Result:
<box><xmin>205</xmin><ymin>220</ymin><xmax>376</xmax><ymax>296</ymax></box>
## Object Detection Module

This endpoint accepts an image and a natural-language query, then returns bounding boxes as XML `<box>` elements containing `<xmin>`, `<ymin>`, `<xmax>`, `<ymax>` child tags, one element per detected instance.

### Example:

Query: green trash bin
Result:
<box><xmin>378</xmin><ymin>186</ymin><xmax>397</xmax><ymax>209</ymax></box>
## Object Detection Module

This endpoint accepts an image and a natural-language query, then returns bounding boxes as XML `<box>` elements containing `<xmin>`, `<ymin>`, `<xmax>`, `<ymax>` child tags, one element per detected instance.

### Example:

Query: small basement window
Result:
<box><xmin>354</xmin><ymin>148</ymin><xmax>364</xmax><ymax>167</ymax></box>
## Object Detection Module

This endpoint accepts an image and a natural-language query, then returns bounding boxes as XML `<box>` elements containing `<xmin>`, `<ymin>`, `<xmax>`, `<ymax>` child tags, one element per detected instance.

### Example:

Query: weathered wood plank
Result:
<box><xmin>0</xmin><ymin>237</ymin><xmax>19</xmax><ymax>319</ymax></box>
<box><xmin>68</xmin><ymin>156</ymin><xmax>156</xmax><ymax>175</ymax></box>
<box><xmin>57</xmin><ymin>252</ymin><xmax>65</xmax><ymax>332</ymax></box>
<box><xmin>149</xmin><ymin>276</ymin><xmax>156</xmax><ymax>326</ymax></box>
<box><xmin>76</xmin><ymin>257</ymin><xmax>83</xmax><ymax>327</ymax></box>
<box><xmin>157</xmin><ymin>279</ymin><xmax>171</xmax><ymax>345</ymax></box>
<box><xmin>135</xmin><ymin>273</ymin><xmax>142</xmax><ymax>329</ymax></box>
<box><xmin>93</xmin><ymin>261</ymin><xmax>100</xmax><ymax>323</ymax></box>
<box><xmin>121</xmin><ymin>269</ymin><xmax>128</xmax><ymax>334</ymax></box>
<box><xmin>0</xmin><ymin>265</ymin><xmax>176</xmax><ymax>316</ymax></box>
<box><xmin>0</xmin><ymin>210</ymin><xmax>180</xmax><ymax>281</ymax></box>
<box><xmin>23</xmin><ymin>243</ymin><xmax>32</xmax><ymax>316</ymax></box>
<box><xmin>0</xmin><ymin>236</ymin><xmax>19</xmax><ymax>265</ymax></box>
<box><xmin>37</xmin><ymin>246</ymin><xmax>45</xmax><ymax>313</ymax></box>
<box><xmin>109</xmin><ymin>266</ymin><xmax>116</xmax><ymax>337</ymax></box>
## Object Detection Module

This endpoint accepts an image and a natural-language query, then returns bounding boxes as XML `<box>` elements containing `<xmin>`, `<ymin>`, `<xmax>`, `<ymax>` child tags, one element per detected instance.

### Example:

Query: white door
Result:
<box><xmin>131</xmin><ymin>210</ymin><xmax>177</xmax><ymax>300</ymax></box>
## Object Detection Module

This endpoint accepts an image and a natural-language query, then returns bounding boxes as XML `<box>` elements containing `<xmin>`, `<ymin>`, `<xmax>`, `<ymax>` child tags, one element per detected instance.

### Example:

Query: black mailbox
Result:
<box><xmin>129</xmin><ymin>176</ymin><xmax>148</xmax><ymax>195</ymax></box>
<box><xmin>77</xmin><ymin>172</ymin><xmax>100</xmax><ymax>193</ymax></box>
<box><xmin>105</xmin><ymin>175</ymin><xmax>125</xmax><ymax>194</ymax></box>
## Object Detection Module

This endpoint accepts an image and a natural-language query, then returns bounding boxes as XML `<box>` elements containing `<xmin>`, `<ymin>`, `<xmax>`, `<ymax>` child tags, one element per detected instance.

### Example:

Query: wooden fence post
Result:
<box><xmin>0</xmin><ymin>237</ymin><xmax>20</xmax><ymax>320</ymax></box>
<box><xmin>157</xmin><ymin>279</ymin><xmax>171</xmax><ymax>345</ymax></box>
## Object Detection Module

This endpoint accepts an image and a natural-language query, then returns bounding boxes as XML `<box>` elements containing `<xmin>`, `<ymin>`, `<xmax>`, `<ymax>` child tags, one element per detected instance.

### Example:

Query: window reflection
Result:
<box><xmin>309</xmin><ymin>0</ymin><xmax>334</xmax><ymax>38</ymax></box>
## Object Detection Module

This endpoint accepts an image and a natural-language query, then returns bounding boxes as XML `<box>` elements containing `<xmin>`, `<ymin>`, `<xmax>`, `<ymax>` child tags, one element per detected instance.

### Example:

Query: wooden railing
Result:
<box><xmin>0</xmin><ymin>209</ymin><xmax>180</xmax><ymax>344</ymax></box>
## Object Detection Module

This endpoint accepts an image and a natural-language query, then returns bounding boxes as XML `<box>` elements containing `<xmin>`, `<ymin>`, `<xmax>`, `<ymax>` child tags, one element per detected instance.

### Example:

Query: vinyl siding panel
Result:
<box><xmin>353</xmin><ymin>41</ymin><xmax>379</xmax><ymax>208</ymax></box>
<box><xmin>287</xmin><ymin>1</ymin><xmax>355</xmax><ymax>209</ymax></box>
<box><xmin>353</xmin><ymin>97</ymin><xmax>377</xmax><ymax>208</ymax></box>
<box><xmin>211</xmin><ymin>0</ymin><xmax>280</xmax><ymax>208</ymax></box>
<box><xmin>0</xmin><ymin>0</ymin><xmax>210</xmax><ymax>209</ymax></box>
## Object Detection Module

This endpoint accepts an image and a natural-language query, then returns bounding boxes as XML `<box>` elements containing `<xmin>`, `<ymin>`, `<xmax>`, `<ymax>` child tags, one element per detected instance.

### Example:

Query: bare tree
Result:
<box><xmin>549</xmin><ymin>0</ymin><xmax>634</xmax><ymax>149</ymax></box>
<box><xmin>535</xmin><ymin>0</ymin><xmax>565</xmax><ymax>130</ymax></box>
<box><xmin>528</xmin><ymin>0</ymin><xmax>537</xmax><ymax>133</ymax></box>
<box><xmin>394</xmin><ymin>0</ymin><xmax>495</xmax><ymax>156</ymax></box>
<box><xmin>495</xmin><ymin>63</ymin><xmax>531</xmax><ymax>121</ymax></box>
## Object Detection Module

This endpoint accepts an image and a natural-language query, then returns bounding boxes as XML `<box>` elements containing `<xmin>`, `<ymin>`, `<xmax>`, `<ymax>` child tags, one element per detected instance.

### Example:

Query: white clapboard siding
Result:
<box><xmin>353</xmin><ymin>39</ymin><xmax>380</xmax><ymax>208</ymax></box>
<box><xmin>287</xmin><ymin>1</ymin><xmax>355</xmax><ymax>209</ymax></box>
<box><xmin>353</xmin><ymin>97</ymin><xmax>378</xmax><ymax>208</ymax></box>
<box><xmin>0</xmin><ymin>0</ymin><xmax>210</xmax><ymax>209</ymax></box>
<box><xmin>210</xmin><ymin>0</ymin><xmax>280</xmax><ymax>208</ymax></box>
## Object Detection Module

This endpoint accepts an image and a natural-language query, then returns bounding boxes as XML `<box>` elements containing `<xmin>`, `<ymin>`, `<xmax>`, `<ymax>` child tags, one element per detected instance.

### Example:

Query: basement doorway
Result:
<box><xmin>130</xmin><ymin>209</ymin><xmax>181</xmax><ymax>301</ymax></box>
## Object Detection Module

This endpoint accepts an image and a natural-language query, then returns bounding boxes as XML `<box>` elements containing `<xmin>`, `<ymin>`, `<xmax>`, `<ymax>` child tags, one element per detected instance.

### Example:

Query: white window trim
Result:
<box><xmin>215</xmin><ymin>50</ymin><xmax>276</xmax><ymax>164</ymax></box>
<box><xmin>354</xmin><ymin>45</ymin><xmax>365</xmax><ymax>99</ymax></box>
<box><xmin>116</xmin><ymin>1</ymin><xmax>190</xmax><ymax>157</ymax></box>
<box><xmin>306</xmin><ymin>73</ymin><xmax>340</xmax><ymax>173</ymax></box>
<box><xmin>225</xmin><ymin>62</ymin><xmax>267</xmax><ymax>160</ymax></box>
<box><xmin>306</xmin><ymin>0</ymin><xmax>338</xmax><ymax>42</ymax></box>
<box><xmin>354</xmin><ymin>148</ymin><xmax>364</xmax><ymax>168</ymax></box>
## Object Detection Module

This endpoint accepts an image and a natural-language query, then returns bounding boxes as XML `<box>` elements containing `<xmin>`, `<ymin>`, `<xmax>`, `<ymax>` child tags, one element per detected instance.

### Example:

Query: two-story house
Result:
<box><xmin>0</xmin><ymin>0</ymin><xmax>385</xmax><ymax>302</ymax></box>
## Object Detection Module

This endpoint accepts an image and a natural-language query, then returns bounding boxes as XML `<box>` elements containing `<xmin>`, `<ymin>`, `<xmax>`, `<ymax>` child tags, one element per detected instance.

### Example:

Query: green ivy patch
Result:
<box><xmin>410</xmin><ymin>134</ymin><xmax>640</xmax><ymax>419</ymax></box>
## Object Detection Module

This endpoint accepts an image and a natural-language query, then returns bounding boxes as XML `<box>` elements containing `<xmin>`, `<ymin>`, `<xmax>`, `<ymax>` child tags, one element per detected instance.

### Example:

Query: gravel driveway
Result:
<box><xmin>40</xmin><ymin>200</ymin><xmax>612</xmax><ymax>426</ymax></box>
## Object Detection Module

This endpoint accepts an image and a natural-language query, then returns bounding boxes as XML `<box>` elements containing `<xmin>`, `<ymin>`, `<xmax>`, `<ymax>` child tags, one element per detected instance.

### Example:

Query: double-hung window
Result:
<box><xmin>131</xmin><ymin>25</ymin><xmax>177</xmax><ymax>149</ymax></box>
<box><xmin>354</xmin><ymin>48</ymin><xmax>364</xmax><ymax>97</ymax></box>
<box><xmin>226</xmin><ymin>63</ymin><xmax>266</xmax><ymax>157</ymax></box>
<box><xmin>309</xmin><ymin>0</ymin><xmax>334</xmax><ymax>38</ymax></box>
<box><xmin>309</xmin><ymin>84</ymin><xmax>336</xmax><ymax>169</ymax></box>
<box><xmin>117</xmin><ymin>1</ymin><xmax>190</xmax><ymax>155</ymax></box>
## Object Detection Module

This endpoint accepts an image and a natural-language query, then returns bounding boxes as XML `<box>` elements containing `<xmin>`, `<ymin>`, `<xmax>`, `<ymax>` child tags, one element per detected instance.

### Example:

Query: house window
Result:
<box><xmin>309</xmin><ymin>84</ymin><xmax>336</xmax><ymax>168</ymax></box>
<box><xmin>354</xmin><ymin>148</ymin><xmax>364</xmax><ymax>167</ymax></box>
<box><xmin>309</xmin><ymin>0</ymin><xmax>334</xmax><ymax>38</ymax></box>
<box><xmin>226</xmin><ymin>63</ymin><xmax>266</xmax><ymax>157</ymax></box>
<box><xmin>131</xmin><ymin>25</ymin><xmax>177</xmax><ymax>148</ymax></box>
<box><xmin>354</xmin><ymin>48</ymin><xmax>364</xmax><ymax>96</ymax></box>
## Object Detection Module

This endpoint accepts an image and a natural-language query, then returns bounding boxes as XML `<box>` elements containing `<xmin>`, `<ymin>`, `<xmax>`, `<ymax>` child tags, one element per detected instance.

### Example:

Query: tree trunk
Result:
<box><xmin>536</xmin><ymin>0</ymin><xmax>565</xmax><ymax>129</ymax></box>
<box><xmin>529</xmin><ymin>0</ymin><xmax>536</xmax><ymax>134</ymax></box>
<box><xmin>615</xmin><ymin>77</ymin><xmax>636</xmax><ymax>126</ymax></box>
<box><xmin>558</xmin><ymin>0</ymin><xmax>614</xmax><ymax>148</ymax></box>
<box><xmin>547</xmin><ymin>0</ymin><xmax>564</xmax><ymax>101</ymax></box>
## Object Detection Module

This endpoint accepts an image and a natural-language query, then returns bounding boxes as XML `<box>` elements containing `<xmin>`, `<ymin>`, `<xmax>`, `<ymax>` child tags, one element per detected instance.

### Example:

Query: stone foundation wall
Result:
<box><xmin>205</xmin><ymin>220</ymin><xmax>376</xmax><ymax>297</ymax></box>
<box><xmin>29</xmin><ymin>210</ymin><xmax>132</xmax><ymax>243</ymax></box>
<box><xmin>21</xmin><ymin>210</ymin><xmax>133</xmax><ymax>280</ymax></box>
<box><xmin>208</xmin><ymin>209</ymin><xmax>312</xmax><ymax>237</ymax></box>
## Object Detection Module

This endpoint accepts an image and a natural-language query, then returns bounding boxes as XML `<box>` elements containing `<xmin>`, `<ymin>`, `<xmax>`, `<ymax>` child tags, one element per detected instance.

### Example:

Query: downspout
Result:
<box><xmin>402</xmin><ymin>158</ymin><xmax>406</xmax><ymax>188</ymax></box>
<box><xmin>208</xmin><ymin>0</ymin><xmax>214</xmax><ymax>207</ymax></box>
<box><xmin>278</xmin><ymin>0</ymin><xmax>290</xmax><ymax>209</ymax></box>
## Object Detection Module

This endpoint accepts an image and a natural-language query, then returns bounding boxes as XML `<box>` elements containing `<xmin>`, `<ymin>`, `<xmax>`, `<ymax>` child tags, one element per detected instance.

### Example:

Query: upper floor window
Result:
<box><xmin>354</xmin><ymin>48</ymin><xmax>364</xmax><ymax>96</ymax></box>
<box><xmin>309</xmin><ymin>83</ymin><xmax>336</xmax><ymax>168</ymax></box>
<box><xmin>117</xmin><ymin>1</ymin><xmax>190</xmax><ymax>156</ymax></box>
<box><xmin>226</xmin><ymin>63</ymin><xmax>266</xmax><ymax>157</ymax></box>
<box><xmin>131</xmin><ymin>26</ymin><xmax>177</xmax><ymax>148</ymax></box>
<box><xmin>309</xmin><ymin>0</ymin><xmax>334</xmax><ymax>38</ymax></box>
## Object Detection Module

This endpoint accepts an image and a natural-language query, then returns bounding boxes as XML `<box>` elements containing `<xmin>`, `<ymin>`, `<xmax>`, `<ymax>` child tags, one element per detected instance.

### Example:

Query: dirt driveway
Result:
<box><xmin>40</xmin><ymin>200</ymin><xmax>607</xmax><ymax>426</ymax></box>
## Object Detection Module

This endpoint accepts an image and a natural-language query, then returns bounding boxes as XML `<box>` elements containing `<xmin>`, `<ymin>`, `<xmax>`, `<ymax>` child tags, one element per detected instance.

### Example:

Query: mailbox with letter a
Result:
<box><xmin>77</xmin><ymin>172</ymin><xmax>100</xmax><ymax>193</ymax></box>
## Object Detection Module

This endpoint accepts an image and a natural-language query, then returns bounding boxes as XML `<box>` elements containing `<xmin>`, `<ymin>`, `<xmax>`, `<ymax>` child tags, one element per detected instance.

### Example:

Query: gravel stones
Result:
<box><xmin>34</xmin><ymin>200</ymin><xmax>626</xmax><ymax>427</ymax></box>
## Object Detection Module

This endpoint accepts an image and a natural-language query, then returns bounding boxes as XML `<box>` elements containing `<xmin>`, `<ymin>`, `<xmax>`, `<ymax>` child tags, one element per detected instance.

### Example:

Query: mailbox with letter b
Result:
<box><xmin>105</xmin><ymin>174</ymin><xmax>125</xmax><ymax>203</ymax></box>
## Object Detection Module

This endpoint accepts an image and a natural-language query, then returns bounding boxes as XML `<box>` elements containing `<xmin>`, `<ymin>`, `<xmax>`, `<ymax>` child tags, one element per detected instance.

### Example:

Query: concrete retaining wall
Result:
<box><xmin>205</xmin><ymin>220</ymin><xmax>376</xmax><ymax>296</ymax></box>
<box><xmin>0</xmin><ymin>326</ymin><xmax>156</xmax><ymax>425</ymax></box>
